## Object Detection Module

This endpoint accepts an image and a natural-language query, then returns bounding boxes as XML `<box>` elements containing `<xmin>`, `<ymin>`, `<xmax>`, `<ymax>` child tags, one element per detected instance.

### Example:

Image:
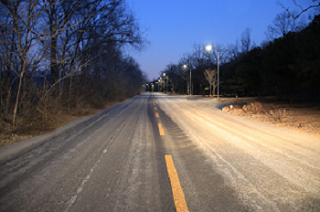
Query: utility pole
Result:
<box><xmin>189</xmin><ymin>68</ymin><xmax>192</xmax><ymax>95</ymax></box>
<box><xmin>163</xmin><ymin>73</ymin><xmax>166</xmax><ymax>93</ymax></box>
<box><xmin>166</xmin><ymin>76</ymin><xmax>169</xmax><ymax>94</ymax></box>
<box><xmin>217</xmin><ymin>52</ymin><xmax>220</xmax><ymax>100</ymax></box>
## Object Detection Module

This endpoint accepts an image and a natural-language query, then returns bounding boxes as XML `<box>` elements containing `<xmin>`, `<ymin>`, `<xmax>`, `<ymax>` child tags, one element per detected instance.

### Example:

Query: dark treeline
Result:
<box><xmin>0</xmin><ymin>0</ymin><xmax>147</xmax><ymax>126</ymax></box>
<box><xmin>222</xmin><ymin>14</ymin><xmax>320</xmax><ymax>102</ymax></box>
<box><xmin>159</xmin><ymin>11</ymin><xmax>320</xmax><ymax>103</ymax></box>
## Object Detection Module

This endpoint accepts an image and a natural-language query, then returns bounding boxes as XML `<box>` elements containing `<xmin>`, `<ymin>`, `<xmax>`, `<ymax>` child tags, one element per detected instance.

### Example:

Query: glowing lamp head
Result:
<box><xmin>205</xmin><ymin>45</ymin><xmax>213</xmax><ymax>52</ymax></box>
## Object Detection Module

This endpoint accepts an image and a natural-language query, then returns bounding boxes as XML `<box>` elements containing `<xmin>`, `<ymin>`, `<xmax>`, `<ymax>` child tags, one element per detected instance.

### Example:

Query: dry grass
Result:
<box><xmin>222</xmin><ymin>97</ymin><xmax>320</xmax><ymax>139</ymax></box>
<box><xmin>0</xmin><ymin>99</ymin><xmax>119</xmax><ymax>147</ymax></box>
<box><xmin>266</xmin><ymin>108</ymin><xmax>288</xmax><ymax>122</ymax></box>
<box><xmin>242</xmin><ymin>102</ymin><xmax>263</xmax><ymax>114</ymax></box>
<box><xmin>1</xmin><ymin>110</ymin><xmax>77</xmax><ymax>147</ymax></box>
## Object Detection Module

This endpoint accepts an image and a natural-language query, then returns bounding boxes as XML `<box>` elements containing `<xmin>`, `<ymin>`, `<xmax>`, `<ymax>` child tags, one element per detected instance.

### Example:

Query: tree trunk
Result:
<box><xmin>12</xmin><ymin>70</ymin><xmax>24</xmax><ymax>125</ymax></box>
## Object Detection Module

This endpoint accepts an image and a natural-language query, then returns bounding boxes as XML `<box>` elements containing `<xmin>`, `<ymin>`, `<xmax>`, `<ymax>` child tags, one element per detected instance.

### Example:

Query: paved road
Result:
<box><xmin>0</xmin><ymin>93</ymin><xmax>319</xmax><ymax>211</ymax></box>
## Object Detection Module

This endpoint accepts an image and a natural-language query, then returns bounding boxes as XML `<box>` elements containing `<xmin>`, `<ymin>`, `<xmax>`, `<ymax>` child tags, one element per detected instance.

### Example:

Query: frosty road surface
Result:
<box><xmin>0</xmin><ymin>93</ymin><xmax>319</xmax><ymax>211</ymax></box>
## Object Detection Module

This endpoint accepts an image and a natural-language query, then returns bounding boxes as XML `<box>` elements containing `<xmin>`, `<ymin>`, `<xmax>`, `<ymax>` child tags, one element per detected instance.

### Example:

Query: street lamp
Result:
<box><xmin>205</xmin><ymin>44</ymin><xmax>220</xmax><ymax>99</ymax></box>
<box><xmin>183</xmin><ymin>64</ymin><xmax>192</xmax><ymax>95</ymax></box>
<box><xmin>162</xmin><ymin>78</ymin><xmax>164</xmax><ymax>92</ymax></box>
<box><xmin>166</xmin><ymin>76</ymin><xmax>168</xmax><ymax>94</ymax></box>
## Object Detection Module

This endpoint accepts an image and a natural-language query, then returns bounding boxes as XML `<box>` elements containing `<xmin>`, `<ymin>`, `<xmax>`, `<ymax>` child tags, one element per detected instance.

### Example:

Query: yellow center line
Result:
<box><xmin>165</xmin><ymin>155</ymin><xmax>189</xmax><ymax>212</ymax></box>
<box><xmin>154</xmin><ymin>107</ymin><xmax>157</xmax><ymax>110</ymax></box>
<box><xmin>155</xmin><ymin>112</ymin><xmax>159</xmax><ymax>118</ymax></box>
<box><xmin>158</xmin><ymin>123</ymin><xmax>165</xmax><ymax>136</ymax></box>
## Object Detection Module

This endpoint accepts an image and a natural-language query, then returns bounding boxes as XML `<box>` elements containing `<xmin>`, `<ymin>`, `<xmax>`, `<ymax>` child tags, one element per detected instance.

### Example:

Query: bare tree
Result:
<box><xmin>265</xmin><ymin>11</ymin><xmax>306</xmax><ymax>40</ymax></box>
<box><xmin>204</xmin><ymin>68</ymin><xmax>216</xmax><ymax>97</ymax></box>
<box><xmin>0</xmin><ymin>0</ymin><xmax>145</xmax><ymax>127</ymax></box>
<box><xmin>0</xmin><ymin>5</ymin><xmax>17</xmax><ymax>114</ymax></box>
<box><xmin>214</xmin><ymin>43</ymin><xmax>227</xmax><ymax>64</ymax></box>
<box><xmin>43</xmin><ymin>0</ymin><xmax>83</xmax><ymax>85</ymax></box>
<box><xmin>241</xmin><ymin>28</ymin><xmax>251</xmax><ymax>53</ymax></box>
<box><xmin>0</xmin><ymin>0</ymin><xmax>47</xmax><ymax>124</ymax></box>
<box><xmin>227</xmin><ymin>39</ymin><xmax>240</xmax><ymax>61</ymax></box>
<box><xmin>278</xmin><ymin>0</ymin><xmax>320</xmax><ymax>19</ymax></box>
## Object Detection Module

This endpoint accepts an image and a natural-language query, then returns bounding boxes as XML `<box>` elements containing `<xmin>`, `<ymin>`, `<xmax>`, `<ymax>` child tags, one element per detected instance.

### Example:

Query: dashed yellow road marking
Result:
<box><xmin>158</xmin><ymin>123</ymin><xmax>165</xmax><ymax>136</ymax></box>
<box><xmin>154</xmin><ymin>107</ymin><xmax>157</xmax><ymax>110</ymax></box>
<box><xmin>155</xmin><ymin>112</ymin><xmax>159</xmax><ymax>118</ymax></box>
<box><xmin>165</xmin><ymin>155</ymin><xmax>189</xmax><ymax>212</ymax></box>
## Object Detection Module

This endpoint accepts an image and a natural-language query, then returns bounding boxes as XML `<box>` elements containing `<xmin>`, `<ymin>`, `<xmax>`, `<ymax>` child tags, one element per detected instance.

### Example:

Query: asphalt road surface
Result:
<box><xmin>0</xmin><ymin>93</ymin><xmax>319</xmax><ymax>212</ymax></box>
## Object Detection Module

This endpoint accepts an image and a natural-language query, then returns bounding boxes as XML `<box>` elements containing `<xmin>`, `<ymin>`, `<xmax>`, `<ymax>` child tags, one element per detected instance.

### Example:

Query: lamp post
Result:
<box><xmin>205</xmin><ymin>44</ymin><xmax>220</xmax><ymax>99</ymax></box>
<box><xmin>161</xmin><ymin>77</ymin><xmax>164</xmax><ymax>92</ymax></box>
<box><xmin>183</xmin><ymin>64</ymin><xmax>191</xmax><ymax>95</ymax></box>
<box><xmin>163</xmin><ymin>73</ymin><xmax>166</xmax><ymax>94</ymax></box>
<box><xmin>166</xmin><ymin>76</ymin><xmax>168</xmax><ymax>94</ymax></box>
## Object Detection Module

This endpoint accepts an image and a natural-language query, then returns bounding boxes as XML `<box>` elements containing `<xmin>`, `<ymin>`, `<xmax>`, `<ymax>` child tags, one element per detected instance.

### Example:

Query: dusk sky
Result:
<box><xmin>128</xmin><ymin>0</ymin><xmax>312</xmax><ymax>81</ymax></box>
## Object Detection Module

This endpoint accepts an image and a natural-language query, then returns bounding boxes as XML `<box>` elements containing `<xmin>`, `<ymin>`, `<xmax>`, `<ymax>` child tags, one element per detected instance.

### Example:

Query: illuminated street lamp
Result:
<box><xmin>183</xmin><ymin>64</ymin><xmax>191</xmax><ymax>95</ymax></box>
<box><xmin>205</xmin><ymin>45</ymin><xmax>212</xmax><ymax>52</ymax></box>
<box><xmin>205</xmin><ymin>44</ymin><xmax>220</xmax><ymax>99</ymax></box>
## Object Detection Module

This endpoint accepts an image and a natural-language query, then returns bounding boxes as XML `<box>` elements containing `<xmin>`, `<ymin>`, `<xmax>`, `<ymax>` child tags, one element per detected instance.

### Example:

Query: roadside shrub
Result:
<box><xmin>267</xmin><ymin>108</ymin><xmax>288</xmax><ymax>122</ymax></box>
<box><xmin>242</xmin><ymin>102</ymin><xmax>263</xmax><ymax>114</ymax></box>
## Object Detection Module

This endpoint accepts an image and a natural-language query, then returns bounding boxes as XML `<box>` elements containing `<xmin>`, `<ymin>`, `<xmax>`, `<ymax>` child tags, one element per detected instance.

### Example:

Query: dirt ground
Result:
<box><xmin>218</xmin><ymin>97</ymin><xmax>320</xmax><ymax>139</ymax></box>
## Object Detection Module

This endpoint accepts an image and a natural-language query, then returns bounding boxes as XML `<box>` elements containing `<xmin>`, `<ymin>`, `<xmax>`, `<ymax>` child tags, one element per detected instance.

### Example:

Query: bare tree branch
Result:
<box><xmin>278</xmin><ymin>0</ymin><xmax>320</xmax><ymax>19</ymax></box>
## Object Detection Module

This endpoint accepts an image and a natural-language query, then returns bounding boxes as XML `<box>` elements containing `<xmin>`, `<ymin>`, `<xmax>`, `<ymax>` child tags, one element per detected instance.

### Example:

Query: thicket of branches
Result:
<box><xmin>0</xmin><ymin>0</ymin><xmax>147</xmax><ymax>130</ymax></box>
<box><xmin>159</xmin><ymin>5</ymin><xmax>320</xmax><ymax>103</ymax></box>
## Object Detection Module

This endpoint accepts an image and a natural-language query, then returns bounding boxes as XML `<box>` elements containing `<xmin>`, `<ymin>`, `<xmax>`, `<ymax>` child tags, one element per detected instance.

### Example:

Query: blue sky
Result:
<box><xmin>127</xmin><ymin>0</ymin><xmax>312</xmax><ymax>80</ymax></box>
